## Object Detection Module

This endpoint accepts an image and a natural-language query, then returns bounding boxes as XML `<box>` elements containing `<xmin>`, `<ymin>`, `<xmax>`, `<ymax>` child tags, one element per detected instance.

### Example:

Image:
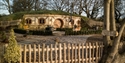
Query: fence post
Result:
<box><xmin>19</xmin><ymin>45</ymin><xmax>22</xmax><ymax>63</ymax></box>
<box><xmin>38</xmin><ymin>44</ymin><xmax>40</xmax><ymax>63</ymax></box>
<box><xmin>42</xmin><ymin>44</ymin><xmax>45</xmax><ymax>63</ymax></box>
<box><xmin>59</xmin><ymin>44</ymin><xmax>62</xmax><ymax>63</ymax></box>
<box><xmin>99</xmin><ymin>42</ymin><xmax>101</xmax><ymax>59</ymax></box>
<box><xmin>95</xmin><ymin>42</ymin><xmax>99</xmax><ymax>63</ymax></box>
<box><xmin>33</xmin><ymin>44</ymin><xmax>36</xmax><ymax>63</ymax></box>
<box><xmin>74</xmin><ymin>44</ymin><xmax>77</xmax><ymax>63</ymax></box>
<box><xmin>89</xmin><ymin>43</ymin><xmax>91</xmax><ymax>63</ymax></box>
<box><xmin>78</xmin><ymin>43</ymin><xmax>81</xmax><ymax>63</ymax></box>
<box><xmin>55</xmin><ymin>44</ymin><xmax>57</xmax><ymax>63</ymax></box>
<box><xmin>46</xmin><ymin>45</ymin><xmax>49</xmax><ymax>63</ymax></box>
<box><xmin>29</xmin><ymin>44</ymin><xmax>31</xmax><ymax>63</ymax></box>
<box><xmin>24</xmin><ymin>44</ymin><xmax>27</xmax><ymax>63</ymax></box>
<box><xmin>71</xmin><ymin>44</ymin><xmax>74</xmax><ymax>63</ymax></box>
<box><xmin>50</xmin><ymin>44</ymin><xmax>53</xmax><ymax>63</ymax></box>
<box><xmin>101</xmin><ymin>42</ymin><xmax>103</xmax><ymax>57</ymax></box>
<box><xmin>85</xmin><ymin>43</ymin><xmax>88</xmax><ymax>63</ymax></box>
<box><xmin>68</xmin><ymin>43</ymin><xmax>70</xmax><ymax>63</ymax></box>
<box><xmin>63</xmin><ymin>43</ymin><xmax>66</xmax><ymax>63</ymax></box>
<box><xmin>82</xmin><ymin>43</ymin><xmax>84</xmax><ymax>63</ymax></box>
<box><xmin>92</xmin><ymin>43</ymin><xmax>94</xmax><ymax>63</ymax></box>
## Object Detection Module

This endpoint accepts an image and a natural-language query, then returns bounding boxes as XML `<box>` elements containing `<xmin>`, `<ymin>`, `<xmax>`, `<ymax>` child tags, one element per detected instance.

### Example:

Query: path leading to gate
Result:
<box><xmin>16</xmin><ymin>33</ymin><xmax>92</xmax><ymax>45</ymax></box>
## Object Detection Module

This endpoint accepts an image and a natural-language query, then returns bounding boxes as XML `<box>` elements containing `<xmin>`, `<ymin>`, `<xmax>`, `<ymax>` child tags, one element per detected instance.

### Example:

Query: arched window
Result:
<box><xmin>71</xmin><ymin>19</ymin><xmax>74</xmax><ymax>25</ymax></box>
<box><xmin>77</xmin><ymin>20</ymin><xmax>81</xmax><ymax>24</ymax></box>
<box><xmin>25</xmin><ymin>18</ymin><xmax>32</xmax><ymax>24</ymax></box>
<box><xmin>38</xmin><ymin>18</ymin><xmax>45</xmax><ymax>24</ymax></box>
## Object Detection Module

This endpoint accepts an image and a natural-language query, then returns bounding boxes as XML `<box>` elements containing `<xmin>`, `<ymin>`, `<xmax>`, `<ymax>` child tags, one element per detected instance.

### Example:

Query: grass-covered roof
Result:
<box><xmin>0</xmin><ymin>10</ymin><xmax>89</xmax><ymax>21</ymax></box>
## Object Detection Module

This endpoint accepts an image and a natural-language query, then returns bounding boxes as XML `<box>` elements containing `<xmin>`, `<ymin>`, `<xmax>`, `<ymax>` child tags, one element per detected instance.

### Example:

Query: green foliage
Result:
<box><xmin>14</xmin><ymin>29</ymin><xmax>27</xmax><ymax>34</ymax></box>
<box><xmin>56</xmin><ymin>28</ymin><xmax>72</xmax><ymax>31</ymax></box>
<box><xmin>0</xmin><ymin>10</ymin><xmax>81</xmax><ymax>21</ymax></box>
<box><xmin>81</xmin><ymin>16</ymin><xmax>90</xmax><ymax>21</ymax></box>
<box><xmin>1</xmin><ymin>31</ymin><xmax>7</xmax><ymax>40</ymax></box>
<box><xmin>65</xmin><ymin>30</ymin><xmax>102</xmax><ymax>35</ymax></box>
<box><xmin>14</xmin><ymin>29</ymin><xmax>52</xmax><ymax>35</ymax></box>
<box><xmin>4</xmin><ymin>29</ymin><xmax>20</xmax><ymax>63</ymax></box>
<box><xmin>0</xmin><ymin>15</ymin><xmax>13</xmax><ymax>21</ymax></box>
<box><xmin>12</xmin><ymin>12</ymin><xmax>24</xmax><ymax>20</ymax></box>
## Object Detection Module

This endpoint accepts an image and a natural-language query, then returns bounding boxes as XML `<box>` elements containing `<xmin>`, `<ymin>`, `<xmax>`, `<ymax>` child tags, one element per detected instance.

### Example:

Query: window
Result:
<box><xmin>25</xmin><ymin>18</ymin><xmax>32</xmax><ymax>24</ymax></box>
<box><xmin>71</xmin><ymin>19</ymin><xmax>74</xmax><ymax>25</ymax></box>
<box><xmin>77</xmin><ymin>20</ymin><xmax>81</xmax><ymax>24</ymax></box>
<box><xmin>39</xmin><ymin>18</ymin><xmax>45</xmax><ymax>24</ymax></box>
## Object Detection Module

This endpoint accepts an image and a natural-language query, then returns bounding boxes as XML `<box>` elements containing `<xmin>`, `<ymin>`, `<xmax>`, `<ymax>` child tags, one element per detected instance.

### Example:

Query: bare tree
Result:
<box><xmin>73</xmin><ymin>0</ymin><xmax>103</xmax><ymax>18</ymax></box>
<box><xmin>36</xmin><ymin>0</ymin><xmax>49</xmax><ymax>10</ymax></box>
<box><xmin>12</xmin><ymin>0</ymin><xmax>34</xmax><ymax>13</ymax></box>
<box><xmin>0</xmin><ymin>0</ymin><xmax>13</xmax><ymax>14</ymax></box>
<box><xmin>100</xmin><ymin>0</ymin><xmax>125</xmax><ymax>63</ymax></box>
<box><xmin>48</xmin><ymin>0</ymin><xmax>69</xmax><ymax>11</ymax></box>
<box><xmin>34</xmin><ymin>0</ymin><xmax>40</xmax><ymax>11</ymax></box>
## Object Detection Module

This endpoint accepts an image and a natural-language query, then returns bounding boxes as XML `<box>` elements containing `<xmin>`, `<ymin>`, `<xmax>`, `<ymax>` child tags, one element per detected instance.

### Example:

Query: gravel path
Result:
<box><xmin>15</xmin><ymin>34</ymin><xmax>92</xmax><ymax>45</ymax></box>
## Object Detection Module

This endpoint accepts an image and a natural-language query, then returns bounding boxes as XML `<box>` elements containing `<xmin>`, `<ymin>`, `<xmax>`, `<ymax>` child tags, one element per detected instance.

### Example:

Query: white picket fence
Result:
<box><xmin>19</xmin><ymin>42</ymin><xmax>104</xmax><ymax>63</ymax></box>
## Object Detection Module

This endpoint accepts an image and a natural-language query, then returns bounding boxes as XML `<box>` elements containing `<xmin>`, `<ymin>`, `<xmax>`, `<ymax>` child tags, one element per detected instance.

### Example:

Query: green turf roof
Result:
<box><xmin>0</xmin><ymin>10</ymin><xmax>89</xmax><ymax>21</ymax></box>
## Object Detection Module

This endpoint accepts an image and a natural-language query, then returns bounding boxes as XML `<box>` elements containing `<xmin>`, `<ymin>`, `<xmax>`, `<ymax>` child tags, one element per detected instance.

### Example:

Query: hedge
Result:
<box><xmin>14</xmin><ymin>29</ymin><xmax>52</xmax><ymax>35</ymax></box>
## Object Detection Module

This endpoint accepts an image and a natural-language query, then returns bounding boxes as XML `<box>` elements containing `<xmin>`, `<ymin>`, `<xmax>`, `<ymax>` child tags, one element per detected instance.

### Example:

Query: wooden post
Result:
<box><xmin>63</xmin><ymin>43</ymin><xmax>66</xmax><ymax>63</ymax></box>
<box><xmin>99</xmin><ymin>43</ymin><xmax>101</xmax><ymax>59</ymax></box>
<box><xmin>92</xmin><ymin>43</ymin><xmax>94</xmax><ymax>63</ymax></box>
<box><xmin>29</xmin><ymin>45</ymin><xmax>31</xmax><ymax>63</ymax></box>
<box><xmin>95</xmin><ymin>42</ymin><xmax>99</xmax><ymax>63</ymax></box>
<box><xmin>101</xmin><ymin>42</ymin><xmax>104</xmax><ymax>57</ymax></box>
<box><xmin>59</xmin><ymin>44</ymin><xmax>62</xmax><ymax>63</ymax></box>
<box><xmin>89</xmin><ymin>43</ymin><xmax>91</xmax><ymax>63</ymax></box>
<box><xmin>24</xmin><ymin>45</ymin><xmax>26</xmax><ymax>63</ymax></box>
<box><xmin>82</xmin><ymin>43</ymin><xmax>84</xmax><ymax>63</ymax></box>
<box><xmin>46</xmin><ymin>46</ymin><xmax>49</xmax><ymax>63</ymax></box>
<box><xmin>78</xmin><ymin>44</ymin><xmax>80</xmax><ymax>63</ymax></box>
<box><xmin>42</xmin><ymin>44</ymin><xmax>45</xmax><ymax>63</ymax></box>
<box><xmin>38</xmin><ymin>44</ymin><xmax>40</xmax><ymax>63</ymax></box>
<box><xmin>68</xmin><ymin>44</ymin><xmax>70</xmax><ymax>63</ymax></box>
<box><xmin>74</xmin><ymin>44</ymin><xmax>77</xmax><ymax>63</ymax></box>
<box><xmin>34</xmin><ymin>44</ymin><xmax>36</xmax><ymax>63</ymax></box>
<box><xmin>71</xmin><ymin>44</ymin><xmax>74</xmax><ymax>63</ymax></box>
<box><xmin>85</xmin><ymin>43</ymin><xmax>88</xmax><ymax>63</ymax></box>
<box><xmin>55</xmin><ymin>44</ymin><xmax>57</xmax><ymax>63</ymax></box>
<box><xmin>50</xmin><ymin>44</ymin><xmax>53</xmax><ymax>63</ymax></box>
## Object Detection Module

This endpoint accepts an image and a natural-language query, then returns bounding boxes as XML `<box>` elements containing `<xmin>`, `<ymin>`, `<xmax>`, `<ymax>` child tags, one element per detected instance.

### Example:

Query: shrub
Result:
<box><xmin>4</xmin><ymin>29</ymin><xmax>20</xmax><ymax>63</ymax></box>
<box><xmin>14</xmin><ymin>29</ymin><xmax>52</xmax><ymax>35</ymax></box>
<box><xmin>65</xmin><ymin>30</ymin><xmax>102</xmax><ymax>35</ymax></box>
<box><xmin>56</xmin><ymin>28</ymin><xmax>72</xmax><ymax>31</ymax></box>
<box><xmin>14</xmin><ymin>29</ymin><xmax>26</xmax><ymax>34</ymax></box>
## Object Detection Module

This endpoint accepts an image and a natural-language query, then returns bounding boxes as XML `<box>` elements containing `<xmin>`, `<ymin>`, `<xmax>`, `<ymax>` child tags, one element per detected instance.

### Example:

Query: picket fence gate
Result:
<box><xmin>19</xmin><ymin>42</ymin><xmax>104</xmax><ymax>63</ymax></box>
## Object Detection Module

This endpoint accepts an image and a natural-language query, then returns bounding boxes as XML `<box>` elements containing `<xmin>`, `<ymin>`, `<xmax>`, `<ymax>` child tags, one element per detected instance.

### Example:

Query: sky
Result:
<box><xmin>0</xmin><ymin>10</ymin><xmax>9</xmax><ymax>15</ymax></box>
<box><xmin>0</xmin><ymin>0</ymin><xmax>9</xmax><ymax>15</ymax></box>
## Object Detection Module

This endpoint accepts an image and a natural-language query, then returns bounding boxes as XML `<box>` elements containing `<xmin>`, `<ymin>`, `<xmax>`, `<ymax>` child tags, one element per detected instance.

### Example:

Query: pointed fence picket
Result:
<box><xmin>19</xmin><ymin>42</ymin><xmax>104</xmax><ymax>63</ymax></box>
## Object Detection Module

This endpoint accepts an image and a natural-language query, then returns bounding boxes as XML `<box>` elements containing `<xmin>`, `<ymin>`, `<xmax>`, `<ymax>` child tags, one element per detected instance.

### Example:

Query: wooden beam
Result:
<box><xmin>102</xmin><ymin>30</ymin><xmax>118</xmax><ymax>36</ymax></box>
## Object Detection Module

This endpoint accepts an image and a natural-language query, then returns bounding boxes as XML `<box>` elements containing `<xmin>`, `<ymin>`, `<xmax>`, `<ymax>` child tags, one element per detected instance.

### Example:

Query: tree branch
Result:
<box><xmin>107</xmin><ymin>20</ymin><xmax>125</xmax><ymax>62</ymax></box>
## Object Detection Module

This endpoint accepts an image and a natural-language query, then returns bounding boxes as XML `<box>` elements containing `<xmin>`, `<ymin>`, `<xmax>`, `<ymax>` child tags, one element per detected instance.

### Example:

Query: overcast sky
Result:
<box><xmin>0</xmin><ymin>10</ymin><xmax>9</xmax><ymax>15</ymax></box>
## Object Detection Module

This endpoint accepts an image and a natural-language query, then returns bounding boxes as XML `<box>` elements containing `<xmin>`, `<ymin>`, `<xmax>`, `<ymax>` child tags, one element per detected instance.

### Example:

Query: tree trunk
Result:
<box><xmin>100</xmin><ymin>1</ymin><xmax>112</xmax><ymax>62</ymax></box>
<box><xmin>103</xmin><ymin>0</ymin><xmax>111</xmax><ymax>45</ymax></box>
<box><xmin>100</xmin><ymin>0</ymin><xmax>125</xmax><ymax>63</ymax></box>
<box><xmin>110</xmin><ymin>0</ymin><xmax>116</xmax><ymax>31</ymax></box>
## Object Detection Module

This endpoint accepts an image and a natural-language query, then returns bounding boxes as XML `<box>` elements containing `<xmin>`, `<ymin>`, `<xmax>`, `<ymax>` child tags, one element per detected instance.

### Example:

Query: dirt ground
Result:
<box><xmin>86</xmin><ymin>34</ymin><xmax>103</xmax><ymax>43</ymax></box>
<box><xmin>0</xmin><ymin>33</ymin><xmax>103</xmax><ymax>44</ymax></box>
